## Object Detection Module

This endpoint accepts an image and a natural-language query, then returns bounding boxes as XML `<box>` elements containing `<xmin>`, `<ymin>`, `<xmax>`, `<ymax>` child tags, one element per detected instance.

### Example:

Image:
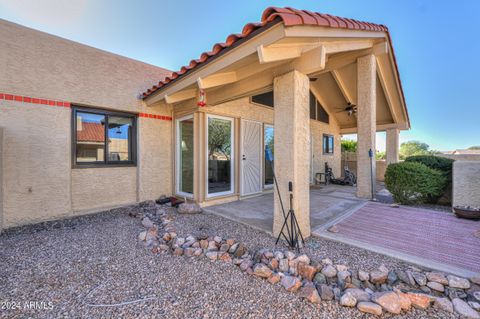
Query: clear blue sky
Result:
<box><xmin>1</xmin><ymin>0</ymin><xmax>479</xmax><ymax>151</ymax></box>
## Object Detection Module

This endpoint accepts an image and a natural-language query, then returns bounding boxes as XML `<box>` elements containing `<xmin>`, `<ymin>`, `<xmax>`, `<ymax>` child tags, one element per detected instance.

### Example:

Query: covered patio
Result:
<box><xmin>202</xmin><ymin>185</ymin><xmax>366</xmax><ymax>234</ymax></box>
<box><xmin>142</xmin><ymin>8</ymin><xmax>409</xmax><ymax>237</ymax></box>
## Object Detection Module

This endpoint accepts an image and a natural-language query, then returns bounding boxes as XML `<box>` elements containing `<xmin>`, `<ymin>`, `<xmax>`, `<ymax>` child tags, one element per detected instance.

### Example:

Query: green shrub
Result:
<box><xmin>404</xmin><ymin>155</ymin><xmax>454</xmax><ymax>204</ymax></box>
<box><xmin>404</xmin><ymin>155</ymin><xmax>454</xmax><ymax>174</ymax></box>
<box><xmin>384</xmin><ymin>162</ymin><xmax>447</xmax><ymax>204</ymax></box>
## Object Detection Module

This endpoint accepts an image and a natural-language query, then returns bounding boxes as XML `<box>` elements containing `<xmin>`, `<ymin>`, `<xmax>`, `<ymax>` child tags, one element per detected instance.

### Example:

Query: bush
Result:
<box><xmin>404</xmin><ymin>155</ymin><xmax>454</xmax><ymax>174</ymax></box>
<box><xmin>384</xmin><ymin>162</ymin><xmax>447</xmax><ymax>204</ymax></box>
<box><xmin>404</xmin><ymin>155</ymin><xmax>454</xmax><ymax>204</ymax></box>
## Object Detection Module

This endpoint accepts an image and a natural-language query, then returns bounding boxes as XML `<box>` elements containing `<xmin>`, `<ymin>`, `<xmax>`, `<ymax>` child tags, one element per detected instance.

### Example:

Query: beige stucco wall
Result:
<box><xmin>72</xmin><ymin>167</ymin><xmax>137</xmax><ymax>212</ymax></box>
<box><xmin>452</xmin><ymin>161</ymin><xmax>480</xmax><ymax>208</ymax></box>
<box><xmin>138</xmin><ymin>115</ymin><xmax>173</xmax><ymax>201</ymax></box>
<box><xmin>310</xmin><ymin>120</ymin><xmax>341</xmax><ymax>180</ymax></box>
<box><xmin>0</xmin><ymin>19</ymin><xmax>173</xmax><ymax>228</ymax></box>
<box><xmin>0</xmin><ymin>101</ymin><xmax>72</xmax><ymax>227</ymax></box>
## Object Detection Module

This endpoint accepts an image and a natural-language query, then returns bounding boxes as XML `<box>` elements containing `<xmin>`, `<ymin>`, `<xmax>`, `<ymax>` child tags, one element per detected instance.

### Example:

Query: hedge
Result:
<box><xmin>384</xmin><ymin>162</ymin><xmax>447</xmax><ymax>204</ymax></box>
<box><xmin>404</xmin><ymin>155</ymin><xmax>454</xmax><ymax>204</ymax></box>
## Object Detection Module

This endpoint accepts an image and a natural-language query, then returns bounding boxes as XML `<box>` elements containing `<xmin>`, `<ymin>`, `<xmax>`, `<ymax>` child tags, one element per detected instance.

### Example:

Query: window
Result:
<box><xmin>323</xmin><ymin>134</ymin><xmax>334</xmax><ymax>154</ymax></box>
<box><xmin>206</xmin><ymin>115</ymin><xmax>234</xmax><ymax>197</ymax></box>
<box><xmin>73</xmin><ymin>107</ymin><xmax>136</xmax><ymax>167</ymax></box>
<box><xmin>309</xmin><ymin>92</ymin><xmax>329</xmax><ymax>124</ymax></box>
<box><xmin>176</xmin><ymin>115</ymin><xmax>194</xmax><ymax>196</ymax></box>
<box><xmin>264</xmin><ymin>125</ymin><xmax>274</xmax><ymax>187</ymax></box>
<box><xmin>251</xmin><ymin>91</ymin><xmax>274</xmax><ymax>107</ymax></box>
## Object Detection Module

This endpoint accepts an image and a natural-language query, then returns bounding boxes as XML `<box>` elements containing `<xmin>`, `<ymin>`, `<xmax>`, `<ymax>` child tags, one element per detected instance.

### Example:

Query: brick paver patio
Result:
<box><xmin>332</xmin><ymin>202</ymin><xmax>480</xmax><ymax>274</ymax></box>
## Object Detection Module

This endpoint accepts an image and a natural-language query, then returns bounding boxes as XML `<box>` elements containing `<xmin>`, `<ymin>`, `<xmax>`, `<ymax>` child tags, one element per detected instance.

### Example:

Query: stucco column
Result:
<box><xmin>386</xmin><ymin>128</ymin><xmax>399</xmax><ymax>164</ymax></box>
<box><xmin>273</xmin><ymin>70</ymin><xmax>311</xmax><ymax>238</ymax></box>
<box><xmin>356</xmin><ymin>54</ymin><xmax>377</xmax><ymax>199</ymax></box>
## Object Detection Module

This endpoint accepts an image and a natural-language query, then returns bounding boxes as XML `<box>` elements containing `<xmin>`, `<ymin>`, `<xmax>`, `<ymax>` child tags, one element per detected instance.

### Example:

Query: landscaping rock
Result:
<box><xmin>371</xmin><ymin>291</ymin><xmax>401</xmax><ymax>314</ymax></box>
<box><xmin>318</xmin><ymin>284</ymin><xmax>334</xmax><ymax>301</ymax></box>
<box><xmin>336</xmin><ymin>264</ymin><xmax>348</xmax><ymax>272</ymax></box>
<box><xmin>337</xmin><ymin>271</ymin><xmax>351</xmax><ymax>283</ymax></box>
<box><xmin>253</xmin><ymin>264</ymin><xmax>272</xmax><ymax>278</ymax></box>
<box><xmin>285</xmin><ymin>251</ymin><xmax>295</xmax><ymax>261</ymax></box>
<box><xmin>281</xmin><ymin>276</ymin><xmax>301</xmax><ymax>292</ymax></box>
<box><xmin>298</xmin><ymin>262</ymin><xmax>316</xmax><ymax>281</ymax></box>
<box><xmin>295</xmin><ymin>254</ymin><xmax>310</xmax><ymax>265</ymax></box>
<box><xmin>141</xmin><ymin>217</ymin><xmax>154</xmax><ymax>228</ymax></box>
<box><xmin>205</xmin><ymin>251</ymin><xmax>218</xmax><ymax>261</ymax></box>
<box><xmin>274</xmin><ymin>251</ymin><xmax>284</xmax><ymax>260</ymax></box>
<box><xmin>321</xmin><ymin>265</ymin><xmax>337</xmax><ymax>278</ymax></box>
<box><xmin>427</xmin><ymin>281</ymin><xmax>445</xmax><ymax>292</ymax></box>
<box><xmin>340</xmin><ymin>292</ymin><xmax>357</xmax><ymax>307</ymax></box>
<box><xmin>327</xmin><ymin>225</ymin><xmax>339</xmax><ymax>233</ymax></box>
<box><xmin>406</xmin><ymin>292</ymin><xmax>433</xmax><ymax>310</ymax></box>
<box><xmin>177</xmin><ymin>203</ymin><xmax>202</xmax><ymax>214</ymax></box>
<box><xmin>471</xmin><ymin>276</ymin><xmax>480</xmax><ymax>286</ymax></box>
<box><xmin>412</xmin><ymin>272</ymin><xmax>427</xmax><ymax>286</ymax></box>
<box><xmin>213</xmin><ymin>236</ymin><xmax>222</xmax><ymax>243</ymax></box>
<box><xmin>267</xmin><ymin>273</ymin><xmax>280</xmax><ymax>284</ymax></box>
<box><xmin>357</xmin><ymin>301</ymin><xmax>383</xmax><ymax>315</ymax></box>
<box><xmin>427</xmin><ymin>272</ymin><xmax>449</xmax><ymax>285</ymax></box>
<box><xmin>184</xmin><ymin>247</ymin><xmax>195</xmax><ymax>256</ymax></box>
<box><xmin>268</xmin><ymin>258</ymin><xmax>279</xmax><ymax>270</ymax></box>
<box><xmin>313</xmin><ymin>273</ymin><xmax>326</xmax><ymax>285</ymax></box>
<box><xmin>138</xmin><ymin>231</ymin><xmax>147</xmax><ymax>241</ymax></box>
<box><xmin>434</xmin><ymin>297</ymin><xmax>454</xmax><ymax>313</ymax></box>
<box><xmin>173</xmin><ymin>247</ymin><xmax>183</xmax><ymax>256</ymax></box>
<box><xmin>344</xmin><ymin>288</ymin><xmax>370</xmax><ymax>302</ymax></box>
<box><xmin>469</xmin><ymin>301</ymin><xmax>480</xmax><ymax>312</ymax></box>
<box><xmin>239</xmin><ymin>259</ymin><xmax>253</xmax><ymax>271</ymax></box>
<box><xmin>447</xmin><ymin>275</ymin><xmax>471</xmax><ymax>289</ymax></box>
<box><xmin>299</xmin><ymin>286</ymin><xmax>321</xmax><ymax>304</ymax></box>
<box><xmin>358</xmin><ymin>270</ymin><xmax>369</xmax><ymax>282</ymax></box>
<box><xmin>387</xmin><ymin>270</ymin><xmax>398</xmax><ymax>285</ymax></box>
<box><xmin>321</xmin><ymin>258</ymin><xmax>333</xmax><ymax>265</ymax></box>
<box><xmin>279</xmin><ymin>258</ymin><xmax>289</xmax><ymax>273</ymax></box>
<box><xmin>405</xmin><ymin>271</ymin><xmax>417</xmax><ymax>286</ymax></box>
<box><xmin>219</xmin><ymin>243</ymin><xmax>230</xmax><ymax>253</ymax></box>
<box><xmin>394</xmin><ymin>289</ymin><xmax>412</xmax><ymax>311</ymax></box>
<box><xmin>233</xmin><ymin>243</ymin><xmax>247</xmax><ymax>257</ymax></box>
<box><xmin>370</xmin><ymin>269</ymin><xmax>388</xmax><ymax>284</ymax></box>
<box><xmin>452</xmin><ymin>298</ymin><xmax>480</xmax><ymax>319</ymax></box>
<box><xmin>474</xmin><ymin>291</ymin><xmax>480</xmax><ymax>302</ymax></box>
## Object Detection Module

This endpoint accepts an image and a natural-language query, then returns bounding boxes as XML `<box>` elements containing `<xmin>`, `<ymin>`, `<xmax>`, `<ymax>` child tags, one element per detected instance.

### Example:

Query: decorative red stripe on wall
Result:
<box><xmin>0</xmin><ymin>92</ymin><xmax>71</xmax><ymax>108</ymax></box>
<box><xmin>138</xmin><ymin>112</ymin><xmax>172</xmax><ymax>121</ymax></box>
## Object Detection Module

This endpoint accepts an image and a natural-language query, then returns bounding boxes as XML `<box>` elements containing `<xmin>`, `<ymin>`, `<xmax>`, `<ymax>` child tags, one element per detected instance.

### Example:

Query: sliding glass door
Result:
<box><xmin>176</xmin><ymin>115</ymin><xmax>194</xmax><ymax>197</ymax></box>
<box><xmin>206</xmin><ymin>115</ymin><xmax>234</xmax><ymax>197</ymax></box>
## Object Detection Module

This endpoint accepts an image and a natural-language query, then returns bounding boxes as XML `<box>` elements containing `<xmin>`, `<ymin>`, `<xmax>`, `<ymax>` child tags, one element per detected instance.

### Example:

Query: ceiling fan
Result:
<box><xmin>336</xmin><ymin>102</ymin><xmax>357</xmax><ymax>117</ymax></box>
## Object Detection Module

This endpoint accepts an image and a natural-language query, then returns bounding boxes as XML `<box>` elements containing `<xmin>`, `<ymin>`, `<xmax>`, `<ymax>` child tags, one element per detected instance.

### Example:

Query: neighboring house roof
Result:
<box><xmin>141</xmin><ymin>6</ymin><xmax>394</xmax><ymax>99</ymax></box>
<box><xmin>453</xmin><ymin>149</ymin><xmax>480</xmax><ymax>155</ymax></box>
<box><xmin>77</xmin><ymin>122</ymin><xmax>105</xmax><ymax>143</ymax></box>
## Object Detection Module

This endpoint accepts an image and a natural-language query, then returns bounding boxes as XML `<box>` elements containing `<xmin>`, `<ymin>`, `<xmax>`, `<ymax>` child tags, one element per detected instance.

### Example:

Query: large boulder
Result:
<box><xmin>406</xmin><ymin>292</ymin><xmax>433</xmax><ymax>310</ymax></box>
<box><xmin>357</xmin><ymin>302</ymin><xmax>383</xmax><ymax>315</ymax></box>
<box><xmin>177</xmin><ymin>203</ymin><xmax>202</xmax><ymax>214</ymax></box>
<box><xmin>253</xmin><ymin>264</ymin><xmax>272</xmax><ymax>278</ymax></box>
<box><xmin>452</xmin><ymin>298</ymin><xmax>480</xmax><ymax>319</ymax></box>
<box><xmin>281</xmin><ymin>276</ymin><xmax>302</xmax><ymax>292</ymax></box>
<box><xmin>447</xmin><ymin>275</ymin><xmax>471</xmax><ymax>289</ymax></box>
<box><xmin>299</xmin><ymin>286</ymin><xmax>321</xmax><ymax>304</ymax></box>
<box><xmin>371</xmin><ymin>291</ymin><xmax>401</xmax><ymax>314</ymax></box>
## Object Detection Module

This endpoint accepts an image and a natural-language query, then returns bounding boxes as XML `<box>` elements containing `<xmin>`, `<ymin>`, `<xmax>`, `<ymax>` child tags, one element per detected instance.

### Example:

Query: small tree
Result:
<box><xmin>399</xmin><ymin>140</ymin><xmax>439</xmax><ymax>160</ymax></box>
<box><xmin>341</xmin><ymin>139</ymin><xmax>357</xmax><ymax>152</ymax></box>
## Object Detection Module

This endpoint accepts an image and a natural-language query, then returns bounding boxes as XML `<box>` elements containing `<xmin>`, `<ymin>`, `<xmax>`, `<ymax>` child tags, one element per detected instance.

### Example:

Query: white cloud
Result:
<box><xmin>0</xmin><ymin>0</ymin><xmax>90</xmax><ymax>26</ymax></box>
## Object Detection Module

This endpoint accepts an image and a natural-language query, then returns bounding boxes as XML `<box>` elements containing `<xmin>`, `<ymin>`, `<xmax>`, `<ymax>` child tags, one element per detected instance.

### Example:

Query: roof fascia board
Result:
<box><xmin>284</xmin><ymin>25</ymin><xmax>387</xmax><ymax>39</ymax></box>
<box><xmin>144</xmin><ymin>22</ymin><xmax>286</xmax><ymax>106</ymax></box>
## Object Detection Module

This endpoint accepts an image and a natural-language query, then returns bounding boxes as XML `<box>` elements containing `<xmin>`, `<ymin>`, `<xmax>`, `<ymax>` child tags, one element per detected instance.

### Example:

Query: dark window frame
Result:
<box><xmin>309</xmin><ymin>92</ymin><xmax>329</xmax><ymax>124</ymax></box>
<box><xmin>323</xmin><ymin>134</ymin><xmax>334</xmax><ymax>155</ymax></box>
<box><xmin>250</xmin><ymin>91</ymin><xmax>274</xmax><ymax>108</ymax></box>
<box><xmin>72</xmin><ymin>106</ymin><xmax>137</xmax><ymax>168</ymax></box>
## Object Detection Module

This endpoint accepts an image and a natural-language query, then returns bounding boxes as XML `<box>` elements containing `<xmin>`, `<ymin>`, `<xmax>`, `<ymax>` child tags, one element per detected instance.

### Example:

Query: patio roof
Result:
<box><xmin>141</xmin><ymin>6</ymin><xmax>410</xmax><ymax>132</ymax></box>
<box><xmin>141</xmin><ymin>7</ymin><xmax>393</xmax><ymax>99</ymax></box>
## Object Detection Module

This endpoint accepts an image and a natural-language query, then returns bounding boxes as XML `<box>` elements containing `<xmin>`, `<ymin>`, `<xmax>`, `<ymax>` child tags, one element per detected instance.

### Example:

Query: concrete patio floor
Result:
<box><xmin>202</xmin><ymin>185</ymin><xmax>366</xmax><ymax>234</ymax></box>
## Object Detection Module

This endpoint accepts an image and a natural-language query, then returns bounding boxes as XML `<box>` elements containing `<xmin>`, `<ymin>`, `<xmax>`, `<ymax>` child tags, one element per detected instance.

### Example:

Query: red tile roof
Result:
<box><xmin>77</xmin><ymin>122</ymin><xmax>105</xmax><ymax>143</ymax></box>
<box><xmin>140</xmin><ymin>7</ymin><xmax>392</xmax><ymax>100</ymax></box>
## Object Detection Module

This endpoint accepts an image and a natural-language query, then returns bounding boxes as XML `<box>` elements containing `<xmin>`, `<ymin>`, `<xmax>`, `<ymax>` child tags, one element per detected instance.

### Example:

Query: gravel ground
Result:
<box><xmin>0</xmin><ymin>208</ymin><xmax>460</xmax><ymax>318</ymax></box>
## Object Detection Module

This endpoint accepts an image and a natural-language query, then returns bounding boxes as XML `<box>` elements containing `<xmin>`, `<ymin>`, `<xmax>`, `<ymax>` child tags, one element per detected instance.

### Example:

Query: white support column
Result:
<box><xmin>386</xmin><ymin>128</ymin><xmax>399</xmax><ymax>165</ymax></box>
<box><xmin>356</xmin><ymin>54</ymin><xmax>377</xmax><ymax>199</ymax></box>
<box><xmin>273</xmin><ymin>70</ymin><xmax>311</xmax><ymax>238</ymax></box>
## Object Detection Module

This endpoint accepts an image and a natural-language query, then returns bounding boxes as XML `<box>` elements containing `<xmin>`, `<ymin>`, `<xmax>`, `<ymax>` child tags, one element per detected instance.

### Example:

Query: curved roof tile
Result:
<box><xmin>141</xmin><ymin>6</ymin><xmax>390</xmax><ymax>99</ymax></box>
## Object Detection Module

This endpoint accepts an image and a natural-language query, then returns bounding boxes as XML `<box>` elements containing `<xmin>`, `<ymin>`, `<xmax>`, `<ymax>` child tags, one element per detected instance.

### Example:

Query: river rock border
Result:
<box><xmin>133</xmin><ymin>201</ymin><xmax>480</xmax><ymax>318</ymax></box>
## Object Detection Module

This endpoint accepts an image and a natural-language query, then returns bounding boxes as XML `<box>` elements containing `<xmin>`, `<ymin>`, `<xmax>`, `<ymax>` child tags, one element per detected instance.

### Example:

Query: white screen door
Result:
<box><xmin>241</xmin><ymin>120</ymin><xmax>262</xmax><ymax>196</ymax></box>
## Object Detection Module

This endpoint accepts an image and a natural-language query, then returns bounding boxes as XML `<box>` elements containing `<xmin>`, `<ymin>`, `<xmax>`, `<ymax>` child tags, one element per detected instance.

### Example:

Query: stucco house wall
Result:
<box><xmin>453</xmin><ymin>161</ymin><xmax>480</xmax><ymax>208</ymax></box>
<box><xmin>0</xmin><ymin>19</ymin><xmax>173</xmax><ymax>229</ymax></box>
